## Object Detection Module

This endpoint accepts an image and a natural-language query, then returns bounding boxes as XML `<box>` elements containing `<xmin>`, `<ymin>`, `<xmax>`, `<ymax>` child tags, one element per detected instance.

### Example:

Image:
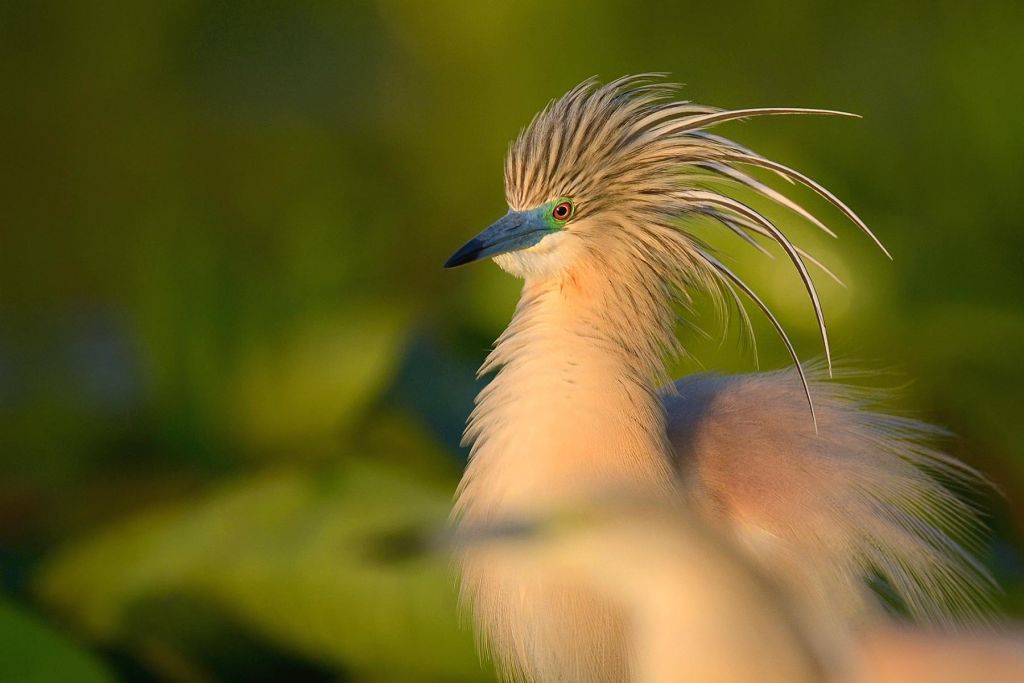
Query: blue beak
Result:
<box><xmin>444</xmin><ymin>210</ymin><xmax>551</xmax><ymax>268</ymax></box>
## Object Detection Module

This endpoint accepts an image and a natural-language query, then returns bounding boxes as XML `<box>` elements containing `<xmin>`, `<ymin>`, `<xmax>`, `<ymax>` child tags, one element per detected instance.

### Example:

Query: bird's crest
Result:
<box><xmin>505</xmin><ymin>75</ymin><xmax>890</xmax><ymax>426</ymax></box>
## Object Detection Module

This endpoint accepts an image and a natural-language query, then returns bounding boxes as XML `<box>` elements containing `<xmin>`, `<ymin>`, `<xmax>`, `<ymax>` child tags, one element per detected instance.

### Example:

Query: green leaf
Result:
<box><xmin>226</xmin><ymin>308</ymin><xmax>411</xmax><ymax>453</ymax></box>
<box><xmin>35</xmin><ymin>458</ymin><xmax>487</xmax><ymax>681</ymax></box>
<box><xmin>0</xmin><ymin>596</ymin><xmax>114</xmax><ymax>683</ymax></box>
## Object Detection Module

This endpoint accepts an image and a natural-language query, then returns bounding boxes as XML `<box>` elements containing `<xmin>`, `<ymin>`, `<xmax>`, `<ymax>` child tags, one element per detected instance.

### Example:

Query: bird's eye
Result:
<box><xmin>551</xmin><ymin>200</ymin><xmax>574</xmax><ymax>222</ymax></box>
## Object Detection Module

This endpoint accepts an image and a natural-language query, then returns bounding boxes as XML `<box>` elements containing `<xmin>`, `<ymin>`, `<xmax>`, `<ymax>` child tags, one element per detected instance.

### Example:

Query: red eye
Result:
<box><xmin>551</xmin><ymin>201</ymin><xmax>573</xmax><ymax>221</ymax></box>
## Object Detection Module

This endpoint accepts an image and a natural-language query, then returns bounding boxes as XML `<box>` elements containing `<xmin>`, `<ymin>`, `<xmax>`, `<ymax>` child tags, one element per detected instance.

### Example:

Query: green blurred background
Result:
<box><xmin>2</xmin><ymin>1</ymin><xmax>1023</xmax><ymax>681</ymax></box>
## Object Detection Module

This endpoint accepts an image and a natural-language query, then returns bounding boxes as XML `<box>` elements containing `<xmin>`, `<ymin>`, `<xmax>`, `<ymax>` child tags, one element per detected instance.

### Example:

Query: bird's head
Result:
<box><xmin>445</xmin><ymin>75</ymin><xmax>888</xmax><ymax>421</ymax></box>
<box><xmin>446</xmin><ymin>75</ymin><xmax>883</xmax><ymax>284</ymax></box>
<box><xmin>445</xmin><ymin>75</ymin><xmax>708</xmax><ymax>280</ymax></box>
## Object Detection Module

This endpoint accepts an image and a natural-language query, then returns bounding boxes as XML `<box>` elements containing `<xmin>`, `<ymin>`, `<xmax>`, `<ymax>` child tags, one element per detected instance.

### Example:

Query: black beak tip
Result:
<box><xmin>443</xmin><ymin>253</ymin><xmax>466</xmax><ymax>269</ymax></box>
<box><xmin>443</xmin><ymin>239</ymin><xmax>483</xmax><ymax>269</ymax></box>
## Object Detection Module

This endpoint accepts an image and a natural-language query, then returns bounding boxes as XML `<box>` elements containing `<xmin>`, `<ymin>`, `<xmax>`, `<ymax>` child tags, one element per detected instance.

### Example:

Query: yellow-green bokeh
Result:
<box><xmin>2</xmin><ymin>2</ymin><xmax>1023</xmax><ymax>680</ymax></box>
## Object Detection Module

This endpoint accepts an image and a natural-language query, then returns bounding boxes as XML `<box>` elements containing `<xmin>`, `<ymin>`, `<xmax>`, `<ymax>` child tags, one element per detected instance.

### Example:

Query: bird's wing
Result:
<box><xmin>662</xmin><ymin>366</ymin><xmax>995</xmax><ymax>629</ymax></box>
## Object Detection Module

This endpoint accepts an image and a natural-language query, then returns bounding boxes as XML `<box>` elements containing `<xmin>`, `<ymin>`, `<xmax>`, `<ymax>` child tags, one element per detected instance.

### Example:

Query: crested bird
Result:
<box><xmin>444</xmin><ymin>75</ymin><xmax>994</xmax><ymax>682</ymax></box>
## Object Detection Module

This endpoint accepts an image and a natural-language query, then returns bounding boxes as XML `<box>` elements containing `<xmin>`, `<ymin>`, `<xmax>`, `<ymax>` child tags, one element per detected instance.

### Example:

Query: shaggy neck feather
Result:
<box><xmin>454</xmin><ymin>261</ymin><xmax>677</xmax><ymax>524</ymax></box>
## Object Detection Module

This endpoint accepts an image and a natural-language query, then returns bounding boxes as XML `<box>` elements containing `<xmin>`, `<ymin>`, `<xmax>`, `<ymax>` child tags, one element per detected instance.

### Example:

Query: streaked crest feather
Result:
<box><xmin>505</xmin><ymin>74</ymin><xmax>889</xmax><ymax>425</ymax></box>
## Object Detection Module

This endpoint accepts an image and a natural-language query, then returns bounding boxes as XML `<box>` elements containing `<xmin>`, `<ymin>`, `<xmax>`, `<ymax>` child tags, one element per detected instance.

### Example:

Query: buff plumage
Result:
<box><xmin>448</xmin><ymin>75</ymin><xmax>993</xmax><ymax>683</ymax></box>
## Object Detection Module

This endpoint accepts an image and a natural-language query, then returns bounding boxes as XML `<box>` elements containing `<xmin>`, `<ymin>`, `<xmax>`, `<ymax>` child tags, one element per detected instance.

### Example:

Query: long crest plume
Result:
<box><xmin>505</xmin><ymin>75</ymin><xmax>889</xmax><ymax>426</ymax></box>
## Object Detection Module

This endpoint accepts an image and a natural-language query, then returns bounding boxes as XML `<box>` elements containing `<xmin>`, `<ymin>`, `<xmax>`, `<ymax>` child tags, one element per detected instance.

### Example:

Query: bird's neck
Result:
<box><xmin>455</xmin><ymin>266</ymin><xmax>677</xmax><ymax>523</ymax></box>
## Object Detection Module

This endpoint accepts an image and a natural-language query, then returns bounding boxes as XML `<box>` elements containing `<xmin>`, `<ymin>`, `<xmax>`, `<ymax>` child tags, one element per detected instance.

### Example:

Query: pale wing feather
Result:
<box><xmin>663</xmin><ymin>366</ymin><xmax>995</xmax><ymax>628</ymax></box>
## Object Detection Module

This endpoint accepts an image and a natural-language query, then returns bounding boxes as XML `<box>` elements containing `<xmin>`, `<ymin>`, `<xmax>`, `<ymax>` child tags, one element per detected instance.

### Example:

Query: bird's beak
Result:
<box><xmin>444</xmin><ymin>210</ymin><xmax>549</xmax><ymax>268</ymax></box>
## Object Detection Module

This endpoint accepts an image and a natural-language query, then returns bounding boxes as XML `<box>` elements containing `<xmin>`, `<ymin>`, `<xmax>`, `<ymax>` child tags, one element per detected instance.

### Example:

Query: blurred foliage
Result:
<box><xmin>1</xmin><ymin>0</ymin><xmax>1023</xmax><ymax>680</ymax></box>
<box><xmin>0</xmin><ymin>595</ymin><xmax>114</xmax><ymax>683</ymax></box>
<box><xmin>37</xmin><ymin>455</ymin><xmax>481</xmax><ymax>681</ymax></box>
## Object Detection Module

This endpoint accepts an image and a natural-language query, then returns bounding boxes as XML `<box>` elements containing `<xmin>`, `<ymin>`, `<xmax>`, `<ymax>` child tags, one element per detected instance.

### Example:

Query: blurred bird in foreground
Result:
<box><xmin>444</xmin><ymin>75</ymin><xmax>1003</xmax><ymax>682</ymax></box>
<box><xmin>454</xmin><ymin>499</ymin><xmax>1024</xmax><ymax>683</ymax></box>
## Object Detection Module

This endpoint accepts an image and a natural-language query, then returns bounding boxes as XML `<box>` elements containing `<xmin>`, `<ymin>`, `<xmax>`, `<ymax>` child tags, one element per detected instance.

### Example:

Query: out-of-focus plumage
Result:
<box><xmin>666</xmin><ymin>367</ymin><xmax>992</xmax><ymax>629</ymax></box>
<box><xmin>445</xmin><ymin>75</ymin><xmax>995</xmax><ymax>682</ymax></box>
<box><xmin>456</xmin><ymin>500</ymin><xmax>1022</xmax><ymax>683</ymax></box>
<box><xmin>465</xmin><ymin>500</ymin><xmax>831</xmax><ymax>683</ymax></box>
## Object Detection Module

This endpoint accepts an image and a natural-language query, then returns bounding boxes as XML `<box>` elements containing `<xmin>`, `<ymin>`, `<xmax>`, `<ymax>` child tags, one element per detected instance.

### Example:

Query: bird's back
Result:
<box><xmin>663</xmin><ymin>366</ymin><xmax>994</xmax><ymax>633</ymax></box>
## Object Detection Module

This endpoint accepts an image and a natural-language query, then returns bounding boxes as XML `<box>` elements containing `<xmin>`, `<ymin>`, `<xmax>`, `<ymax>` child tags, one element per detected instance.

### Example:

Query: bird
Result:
<box><xmin>453</xmin><ymin>496</ymin><xmax>1023</xmax><ymax>683</ymax></box>
<box><xmin>456</xmin><ymin>496</ymin><xmax>830</xmax><ymax>683</ymax></box>
<box><xmin>443</xmin><ymin>75</ymin><xmax>995</xmax><ymax>683</ymax></box>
